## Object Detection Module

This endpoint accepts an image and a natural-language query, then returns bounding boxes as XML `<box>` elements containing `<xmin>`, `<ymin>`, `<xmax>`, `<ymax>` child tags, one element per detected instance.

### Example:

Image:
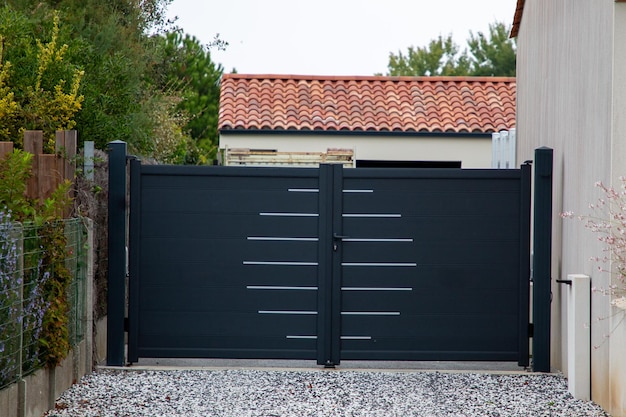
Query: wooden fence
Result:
<box><xmin>0</xmin><ymin>130</ymin><xmax>76</xmax><ymax>202</ymax></box>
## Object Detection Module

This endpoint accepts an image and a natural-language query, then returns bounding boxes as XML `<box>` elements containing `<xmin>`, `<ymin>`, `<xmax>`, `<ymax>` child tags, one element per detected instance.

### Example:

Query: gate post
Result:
<box><xmin>107</xmin><ymin>141</ymin><xmax>127</xmax><ymax>366</ymax></box>
<box><xmin>317</xmin><ymin>164</ymin><xmax>342</xmax><ymax>366</ymax></box>
<box><xmin>532</xmin><ymin>147</ymin><xmax>553</xmax><ymax>372</ymax></box>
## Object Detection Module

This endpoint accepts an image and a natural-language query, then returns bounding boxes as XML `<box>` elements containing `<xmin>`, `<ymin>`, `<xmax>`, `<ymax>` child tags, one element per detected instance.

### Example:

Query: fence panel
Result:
<box><xmin>0</xmin><ymin>130</ymin><xmax>77</xmax><ymax>204</ymax></box>
<box><xmin>0</xmin><ymin>218</ymin><xmax>87</xmax><ymax>389</ymax></box>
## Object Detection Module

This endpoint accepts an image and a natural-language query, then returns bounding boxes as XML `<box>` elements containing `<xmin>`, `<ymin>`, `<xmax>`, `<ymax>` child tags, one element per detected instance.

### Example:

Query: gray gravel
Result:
<box><xmin>44</xmin><ymin>369</ymin><xmax>611</xmax><ymax>417</ymax></box>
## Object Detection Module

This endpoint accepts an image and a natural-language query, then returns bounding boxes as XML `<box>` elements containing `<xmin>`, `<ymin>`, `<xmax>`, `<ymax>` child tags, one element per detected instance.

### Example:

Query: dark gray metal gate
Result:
<box><xmin>124</xmin><ymin>158</ymin><xmax>533</xmax><ymax>367</ymax></box>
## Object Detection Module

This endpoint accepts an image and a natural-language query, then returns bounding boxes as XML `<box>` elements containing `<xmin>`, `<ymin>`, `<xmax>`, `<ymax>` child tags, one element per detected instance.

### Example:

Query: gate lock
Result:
<box><xmin>333</xmin><ymin>233</ymin><xmax>349</xmax><ymax>251</ymax></box>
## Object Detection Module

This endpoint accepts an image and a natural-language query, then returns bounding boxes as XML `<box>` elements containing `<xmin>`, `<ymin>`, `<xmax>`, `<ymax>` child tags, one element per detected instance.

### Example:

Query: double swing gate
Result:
<box><xmin>109</xmin><ymin>145</ymin><xmax>553</xmax><ymax>368</ymax></box>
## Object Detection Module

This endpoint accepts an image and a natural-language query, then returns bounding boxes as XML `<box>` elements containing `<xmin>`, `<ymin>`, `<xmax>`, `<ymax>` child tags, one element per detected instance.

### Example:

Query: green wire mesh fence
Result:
<box><xmin>0</xmin><ymin>216</ymin><xmax>88</xmax><ymax>389</ymax></box>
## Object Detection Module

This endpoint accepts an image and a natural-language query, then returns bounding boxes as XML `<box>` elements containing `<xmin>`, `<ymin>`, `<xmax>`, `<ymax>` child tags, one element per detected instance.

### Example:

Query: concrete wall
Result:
<box><xmin>515</xmin><ymin>0</ymin><xmax>625</xmax><ymax>415</ymax></box>
<box><xmin>0</xmin><ymin>317</ymin><xmax>106</xmax><ymax>417</ymax></box>
<box><xmin>219</xmin><ymin>133</ymin><xmax>495</xmax><ymax>168</ymax></box>
<box><xmin>0</xmin><ymin>340</ymin><xmax>91</xmax><ymax>417</ymax></box>
<box><xmin>0</xmin><ymin>219</ymin><xmax>98</xmax><ymax>417</ymax></box>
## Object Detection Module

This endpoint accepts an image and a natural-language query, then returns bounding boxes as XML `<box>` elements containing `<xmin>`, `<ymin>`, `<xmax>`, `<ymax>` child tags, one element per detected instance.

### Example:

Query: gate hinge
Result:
<box><xmin>528</xmin><ymin>323</ymin><xmax>533</xmax><ymax>337</ymax></box>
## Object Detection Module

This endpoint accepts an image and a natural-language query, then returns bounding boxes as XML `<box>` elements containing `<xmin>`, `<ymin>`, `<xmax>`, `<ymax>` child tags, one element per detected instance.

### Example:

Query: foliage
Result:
<box><xmin>23</xmin><ymin>12</ymin><xmax>84</xmax><ymax>151</ymax></box>
<box><xmin>143</xmin><ymin>92</ymin><xmax>192</xmax><ymax>164</ymax></box>
<box><xmin>0</xmin><ymin>149</ymin><xmax>72</xmax><ymax>222</ymax></box>
<box><xmin>0</xmin><ymin>149</ymin><xmax>34</xmax><ymax>219</ymax></box>
<box><xmin>562</xmin><ymin>179</ymin><xmax>626</xmax><ymax>303</ymax></box>
<box><xmin>387</xmin><ymin>35</ymin><xmax>470</xmax><ymax>77</ymax></box>
<box><xmin>561</xmin><ymin>178</ymin><xmax>626</xmax><ymax>346</ymax></box>
<box><xmin>385</xmin><ymin>22</ymin><xmax>516</xmax><ymax>77</ymax></box>
<box><xmin>0</xmin><ymin>1</ymin><xmax>225</xmax><ymax>164</ymax></box>
<box><xmin>38</xmin><ymin>221</ymin><xmax>72</xmax><ymax>367</ymax></box>
<box><xmin>0</xmin><ymin>149</ymin><xmax>74</xmax><ymax>370</ymax></box>
<box><xmin>151</xmin><ymin>30</ymin><xmax>224</xmax><ymax>163</ymax></box>
<box><xmin>0</xmin><ymin>211</ymin><xmax>55</xmax><ymax>386</ymax></box>
<box><xmin>0</xmin><ymin>210</ymin><xmax>21</xmax><ymax>386</ymax></box>
<box><xmin>0</xmin><ymin>41</ymin><xmax>19</xmax><ymax>142</ymax></box>
<box><xmin>0</xmin><ymin>7</ymin><xmax>84</xmax><ymax>150</ymax></box>
<box><xmin>467</xmin><ymin>22</ymin><xmax>517</xmax><ymax>77</ymax></box>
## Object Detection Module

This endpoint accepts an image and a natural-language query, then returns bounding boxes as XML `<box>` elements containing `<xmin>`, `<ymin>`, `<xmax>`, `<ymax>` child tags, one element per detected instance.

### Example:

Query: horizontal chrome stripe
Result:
<box><xmin>288</xmin><ymin>188</ymin><xmax>319</xmax><ymax>193</ymax></box>
<box><xmin>260</xmin><ymin>212</ymin><xmax>319</xmax><ymax>217</ymax></box>
<box><xmin>342</xmin><ymin>214</ymin><xmax>401</xmax><ymax>218</ymax></box>
<box><xmin>341</xmin><ymin>336</ymin><xmax>372</xmax><ymax>340</ymax></box>
<box><xmin>244</xmin><ymin>261</ymin><xmax>319</xmax><ymax>266</ymax></box>
<box><xmin>341</xmin><ymin>311</ymin><xmax>400</xmax><ymax>316</ymax></box>
<box><xmin>247</xmin><ymin>237</ymin><xmax>319</xmax><ymax>241</ymax></box>
<box><xmin>286</xmin><ymin>335</ymin><xmax>318</xmax><ymax>339</ymax></box>
<box><xmin>341</xmin><ymin>238</ymin><xmax>413</xmax><ymax>242</ymax></box>
<box><xmin>342</xmin><ymin>262</ymin><xmax>417</xmax><ymax>267</ymax></box>
<box><xmin>258</xmin><ymin>310</ymin><xmax>318</xmax><ymax>315</ymax></box>
<box><xmin>243</xmin><ymin>261</ymin><xmax>317</xmax><ymax>266</ymax></box>
<box><xmin>341</xmin><ymin>287</ymin><xmax>413</xmax><ymax>291</ymax></box>
<box><xmin>247</xmin><ymin>286</ymin><xmax>318</xmax><ymax>290</ymax></box>
<box><xmin>342</xmin><ymin>189</ymin><xmax>373</xmax><ymax>193</ymax></box>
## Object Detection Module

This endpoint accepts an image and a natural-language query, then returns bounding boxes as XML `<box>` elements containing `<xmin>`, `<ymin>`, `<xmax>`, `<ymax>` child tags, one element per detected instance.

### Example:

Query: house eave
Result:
<box><xmin>510</xmin><ymin>0</ymin><xmax>526</xmax><ymax>38</ymax></box>
<box><xmin>218</xmin><ymin>129</ymin><xmax>492</xmax><ymax>139</ymax></box>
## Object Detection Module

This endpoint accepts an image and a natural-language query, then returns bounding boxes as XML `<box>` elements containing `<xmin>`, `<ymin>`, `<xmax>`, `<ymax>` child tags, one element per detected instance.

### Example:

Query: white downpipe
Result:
<box><xmin>508</xmin><ymin>128</ymin><xmax>517</xmax><ymax>168</ymax></box>
<box><xmin>565</xmin><ymin>274</ymin><xmax>591</xmax><ymax>400</ymax></box>
<box><xmin>491</xmin><ymin>130</ymin><xmax>516</xmax><ymax>169</ymax></box>
<box><xmin>499</xmin><ymin>130</ymin><xmax>509</xmax><ymax>168</ymax></box>
<box><xmin>492</xmin><ymin>132</ymin><xmax>500</xmax><ymax>168</ymax></box>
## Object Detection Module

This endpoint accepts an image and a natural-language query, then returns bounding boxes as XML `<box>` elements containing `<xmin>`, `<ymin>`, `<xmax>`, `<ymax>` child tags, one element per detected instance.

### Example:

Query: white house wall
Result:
<box><xmin>611</xmin><ymin>3</ymin><xmax>626</xmax><ymax>415</ymax></box>
<box><xmin>219</xmin><ymin>134</ymin><xmax>493</xmax><ymax>168</ymax></box>
<box><xmin>516</xmin><ymin>0</ymin><xmax>624</xmax><ymax>415</ymax></box>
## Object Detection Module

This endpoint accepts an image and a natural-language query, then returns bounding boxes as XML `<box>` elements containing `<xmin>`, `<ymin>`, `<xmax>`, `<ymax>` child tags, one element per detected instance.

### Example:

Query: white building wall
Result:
<box><xmin>219</xmin><ymin>134</ymin><xmax>493</xmax><ymax>168</ymax></box>
<box><xmin>611</xmin><ymin>3</ymin><xmax>626</xmax><ymax>415</ymax></box>
<box><xmin>516</xmin><ymin>0</ymin><xmax>624</xmax><ymax>415</ymax></box>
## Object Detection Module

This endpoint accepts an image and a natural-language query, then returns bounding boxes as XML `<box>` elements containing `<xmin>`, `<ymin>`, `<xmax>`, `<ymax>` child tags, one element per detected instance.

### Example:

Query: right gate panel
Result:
<box><xmin>337</xmin><ymin>168</ymin><xmax>531</xmax><ymax>363</ymax></box>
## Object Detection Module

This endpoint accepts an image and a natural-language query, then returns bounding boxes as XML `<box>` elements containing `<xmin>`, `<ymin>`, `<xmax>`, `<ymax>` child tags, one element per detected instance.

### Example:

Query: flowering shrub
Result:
<box><xmin>0</xmin><ymin>210</ymin><xmax>20</xmax><ymax>387</ymax></box>
<box><xmin>0</xmin><ymin>212</ymin><xmax>54</xmax><ymax>388</ymax></box>
<box><xmin>21</xmin><ymin>231</ymin><xmax>50</xmax><ymax>373</ymax></box>
<box><xmin>561</xmin><ymin>178</ymin><xmax>626</xmax><ymax>309</ymax></box>
<box><xmin>0</xmin><ymin>210</ymin><xmax>76</xmax><ymax>387</ymax></box>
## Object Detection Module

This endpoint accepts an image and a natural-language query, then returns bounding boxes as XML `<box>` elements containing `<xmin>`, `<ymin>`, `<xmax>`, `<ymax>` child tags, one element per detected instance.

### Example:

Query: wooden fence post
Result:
<box><xmin>22</xmin><ymin>130</ymin><xmax>78</xmax><ymax>202</ymax></box>
<box><xmin>23</xmin><ymin>131</ymin><xmax>44</xmax><ymax>201</ymax></box>
<box><xmin>0</xmin><ymin>142</ymin><xmax>13</xmax><ymax>159</ymax></box>
<box><xmin>56</xmin><ymin>130</ymin><xmax>77</xmax><ymax>182</ymax></box>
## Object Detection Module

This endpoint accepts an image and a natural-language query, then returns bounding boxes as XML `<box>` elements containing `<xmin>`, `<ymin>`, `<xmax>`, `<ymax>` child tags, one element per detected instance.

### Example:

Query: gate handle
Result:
<box><xmin>333</xmin><ymin>233</ymin><xmax>349</xmax><ymax>240</ymax></box>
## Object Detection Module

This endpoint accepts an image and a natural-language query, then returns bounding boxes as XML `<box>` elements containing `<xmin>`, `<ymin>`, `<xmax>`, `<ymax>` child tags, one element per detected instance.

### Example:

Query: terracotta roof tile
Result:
<box><xmin>219</xmin><ymin>74</ymin><xmax>516</xmax><ymax>134</ymax></box>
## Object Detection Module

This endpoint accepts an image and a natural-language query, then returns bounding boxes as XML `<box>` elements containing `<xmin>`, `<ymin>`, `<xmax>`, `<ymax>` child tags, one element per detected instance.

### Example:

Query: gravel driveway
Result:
<box><xmin>43</xmin><ymin>367</ymin><xmax>611</xmax><ymax>417</ymax></box>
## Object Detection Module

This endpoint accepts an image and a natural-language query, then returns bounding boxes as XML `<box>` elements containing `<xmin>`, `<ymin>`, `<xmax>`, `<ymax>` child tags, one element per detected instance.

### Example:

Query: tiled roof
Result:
<box><xmin>218</xmin><ymin>74</ymin><xmax>516</xmax><ymax>134</ymax></box>
<box><xmin>510</xmin><ymin>0</ymin><xmax>525</xmax><ymax>38</ymax></box>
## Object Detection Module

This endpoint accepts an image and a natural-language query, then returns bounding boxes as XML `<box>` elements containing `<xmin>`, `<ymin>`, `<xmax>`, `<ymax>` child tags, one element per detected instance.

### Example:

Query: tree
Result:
<box><xmin>387</xmin><ymin>35</ymin><xmax>470</xmax><ymax>77</ymax></box>
<box><xmin>0</xmin><ymin>0</ymin><xmax>171</xmax><ymax>153</ymax></box>
<box><xmin>385</xmin><ymin>22</ymin><xmax>516</xmax><ymax>77</ymax></box>
<box><xmin>151</xmin><ymin>30</ymin><xmax>225</xmax><ymax>162</ymax></box>
<box><xmin>0</xmin><ymin>8</ymin><xmax>84</xmax><ymax>150</ymax></box>
<box><xmin>467</xmin><ymin>22</ymin><xmax>516</xmax><ymax>76</ymax></box>
<box><xmin>0</xmin><ymin>1</ymin><xmax>226</xmax><ymax>164</ymax></box>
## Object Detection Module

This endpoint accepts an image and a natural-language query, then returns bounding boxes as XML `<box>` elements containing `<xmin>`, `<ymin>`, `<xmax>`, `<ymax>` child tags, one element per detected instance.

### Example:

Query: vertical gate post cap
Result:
<box><xmin>107</xmin><ymin>140</ymin><xmax>127</xmax><ymax>152</ymax></box>
<box><xmin>534</xmin><ymin>147</ymin><xmax>553</xmax><ymax>177</ymax></box>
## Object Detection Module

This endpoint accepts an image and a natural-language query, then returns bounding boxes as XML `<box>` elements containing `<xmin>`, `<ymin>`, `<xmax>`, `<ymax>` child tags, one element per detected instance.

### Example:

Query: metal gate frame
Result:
<box><xmin>320</xmin><ymin>163</ymin><xmax>533</xmax><ymax>367</ymax></box>
<box><xmin>107</xmin><ymin>142</ymin><xmax>553</xmax><ymax>371</ymax></box>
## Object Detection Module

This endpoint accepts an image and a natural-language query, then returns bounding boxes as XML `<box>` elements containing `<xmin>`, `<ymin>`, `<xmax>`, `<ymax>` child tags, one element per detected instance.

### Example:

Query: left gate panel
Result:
<box><xmin>129</xmin><ymin>165</ymin><xmax>321</xmax><ymax>361</ymax></box>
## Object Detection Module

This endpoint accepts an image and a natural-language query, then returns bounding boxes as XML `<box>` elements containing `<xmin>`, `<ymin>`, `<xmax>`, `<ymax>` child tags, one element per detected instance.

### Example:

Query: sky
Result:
<box><xmin>165</xmin><ymin>0</ymin><xmax>518</xmax><ymax>76</ymax></box>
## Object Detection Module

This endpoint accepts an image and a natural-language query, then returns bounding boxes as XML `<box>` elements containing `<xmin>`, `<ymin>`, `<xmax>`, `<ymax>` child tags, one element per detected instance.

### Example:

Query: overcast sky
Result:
<box><xmin>165</xmin><ymin>0</ymin><xmax>518</xmax><ymax>76</ymax></box>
